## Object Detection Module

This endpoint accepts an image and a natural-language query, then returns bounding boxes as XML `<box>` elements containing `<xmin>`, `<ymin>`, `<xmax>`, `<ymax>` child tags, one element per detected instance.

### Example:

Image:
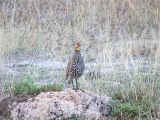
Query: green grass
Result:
<box><xmin>4</xmin><ymin>75</ymin><xmax>64</xmax><ymax>95</ymax></box>
<box><xmin>112</xmin><ymin>90</ymin><xmax>153</xmax><ymax>120</ymax></box>
<box><xmin>112</xmin><ymin>100</ymin><xmax>152</xmax><ymax>120</ymax></box>
<box><xmin>115</xmin><ymin>85</ymin><xmax>160</xmax><ymax>120</ymax></box>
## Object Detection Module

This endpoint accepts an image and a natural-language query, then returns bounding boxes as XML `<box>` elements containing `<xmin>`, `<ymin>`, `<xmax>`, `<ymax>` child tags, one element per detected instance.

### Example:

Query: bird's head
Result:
<box><xmin>75</xmin><ymin>42</ymin><xmax>81</xmax><ymax>51</ymax></box>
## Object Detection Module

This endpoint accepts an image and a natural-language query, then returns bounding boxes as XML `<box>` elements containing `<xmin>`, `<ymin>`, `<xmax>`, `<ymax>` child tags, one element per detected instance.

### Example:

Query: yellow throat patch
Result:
<box><xmin>75</xmin><ymin>47</ymin><xmax>80</xmax><ymax>51</ymax></box>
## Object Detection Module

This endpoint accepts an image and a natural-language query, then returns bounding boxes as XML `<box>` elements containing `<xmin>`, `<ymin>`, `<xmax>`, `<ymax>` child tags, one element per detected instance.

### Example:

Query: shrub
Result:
<box><xmin>4</xmin><ymin>75</ymin><xmax>64</xmax><ymax>95</ymax></box>
<box><xmin>12</xmin><ymin>76</ymin><xmax>38</xmax><ymax>94</ymax></box>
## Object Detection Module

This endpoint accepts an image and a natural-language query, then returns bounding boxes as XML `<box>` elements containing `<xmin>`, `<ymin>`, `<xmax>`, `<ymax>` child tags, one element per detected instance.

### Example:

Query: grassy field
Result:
<box><xmin>0</xmin><ymin>0</ymin><xmax>160</xmax><ymax>119</ymax></box>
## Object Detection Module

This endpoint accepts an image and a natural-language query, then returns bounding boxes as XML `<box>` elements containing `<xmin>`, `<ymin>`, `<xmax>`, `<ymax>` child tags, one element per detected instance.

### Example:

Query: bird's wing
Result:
<box><xmin>66</xmin><ymin>61</ymin><xmax>73</xmax><ymax>80</ymax></box>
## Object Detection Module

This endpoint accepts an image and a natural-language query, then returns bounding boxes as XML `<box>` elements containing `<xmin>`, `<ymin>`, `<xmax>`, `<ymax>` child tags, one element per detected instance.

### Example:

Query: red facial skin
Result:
<box><xmin>75</xmin><ymin>42</ymin><xmax>81</xmax><ymax>50</ymax></box>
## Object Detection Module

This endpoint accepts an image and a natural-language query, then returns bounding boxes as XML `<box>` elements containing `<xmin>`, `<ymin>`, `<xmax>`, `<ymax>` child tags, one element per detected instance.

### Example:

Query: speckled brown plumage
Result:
<box><xmin>66</xmin><ymin>42</ymin><xmax>84</xmax><ymax>90</ymax></box>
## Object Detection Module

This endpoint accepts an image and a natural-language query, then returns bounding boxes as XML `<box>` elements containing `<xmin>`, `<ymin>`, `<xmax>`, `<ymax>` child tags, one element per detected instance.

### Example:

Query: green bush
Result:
<box><xmin>4</xmin><ymin>75</ymin><xmax>64</xmax><ymax>95</ymax></box>
<box><xmin>13</xmin><ymin>76</ymin><xmax>38</xmax><ymax>94</ymax></box>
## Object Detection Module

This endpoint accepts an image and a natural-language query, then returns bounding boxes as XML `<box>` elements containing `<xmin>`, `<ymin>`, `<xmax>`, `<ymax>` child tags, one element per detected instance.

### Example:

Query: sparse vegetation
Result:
<box><xmin>80</xmin><ymin>61</ymin><xmax>160</xmax><ymax>119</ymax></box>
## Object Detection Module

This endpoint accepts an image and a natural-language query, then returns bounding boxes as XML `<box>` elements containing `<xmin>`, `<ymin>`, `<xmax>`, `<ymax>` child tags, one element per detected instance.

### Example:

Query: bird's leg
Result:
<box><xmin>75</xmin><ymin>78</ymin><xmax>79</xmax><ymax>90</ymax></box>
<box><xmin>71</xmin><ymin>80</ymin><xmax>74</xmax><ymax>90</ymax></box>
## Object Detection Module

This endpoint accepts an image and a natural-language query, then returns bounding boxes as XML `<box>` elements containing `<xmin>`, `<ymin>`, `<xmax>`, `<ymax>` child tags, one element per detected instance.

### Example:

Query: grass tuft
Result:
<box><xmin>4</xmin><ymin>75</ymin><xmax>64</xmax><ymax>95</ymax></box>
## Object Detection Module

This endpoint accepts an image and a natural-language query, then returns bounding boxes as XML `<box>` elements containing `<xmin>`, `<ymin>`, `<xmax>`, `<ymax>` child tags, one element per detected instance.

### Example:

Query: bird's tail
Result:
<box><xmin>66</xmin><ymin>75</ymin><xmax>72</xmax><ymax>84</ymax></box>
<box><xmin>65</xmin><ymin>76</ymin><xmax>68</xmax><ymax>81</ymax></box>
<box><xmin>68</xmin><ymin>79</ymin><xmax>72</xmax><ymax>84</ymax></box>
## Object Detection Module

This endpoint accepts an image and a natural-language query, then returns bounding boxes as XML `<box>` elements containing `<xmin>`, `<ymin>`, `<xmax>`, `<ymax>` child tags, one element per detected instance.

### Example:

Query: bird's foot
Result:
<box><xmin>79</xmin><ymin>88</ymin><xmax>84</xmax><ymax>92</ymax></box>
<box><xmin>74</xmin><ymin>87</ymin><xmax>79</xmax><ymax>92</ymax></box>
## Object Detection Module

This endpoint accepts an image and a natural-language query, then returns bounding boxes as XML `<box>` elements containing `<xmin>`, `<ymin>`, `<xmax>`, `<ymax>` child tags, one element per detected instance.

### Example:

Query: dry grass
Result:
<box><xmin>0</xmin><ymin>0</ymin><xmax>159</xmax><ymax>59</ymax></box>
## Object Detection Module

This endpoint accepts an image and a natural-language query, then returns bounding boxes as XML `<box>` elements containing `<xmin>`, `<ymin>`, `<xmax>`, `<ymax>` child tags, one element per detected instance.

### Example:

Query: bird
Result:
<box><xmin>66</xmin><ymin>42</ymin><xmax>85</xmax><ymax>90</ymax></box>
